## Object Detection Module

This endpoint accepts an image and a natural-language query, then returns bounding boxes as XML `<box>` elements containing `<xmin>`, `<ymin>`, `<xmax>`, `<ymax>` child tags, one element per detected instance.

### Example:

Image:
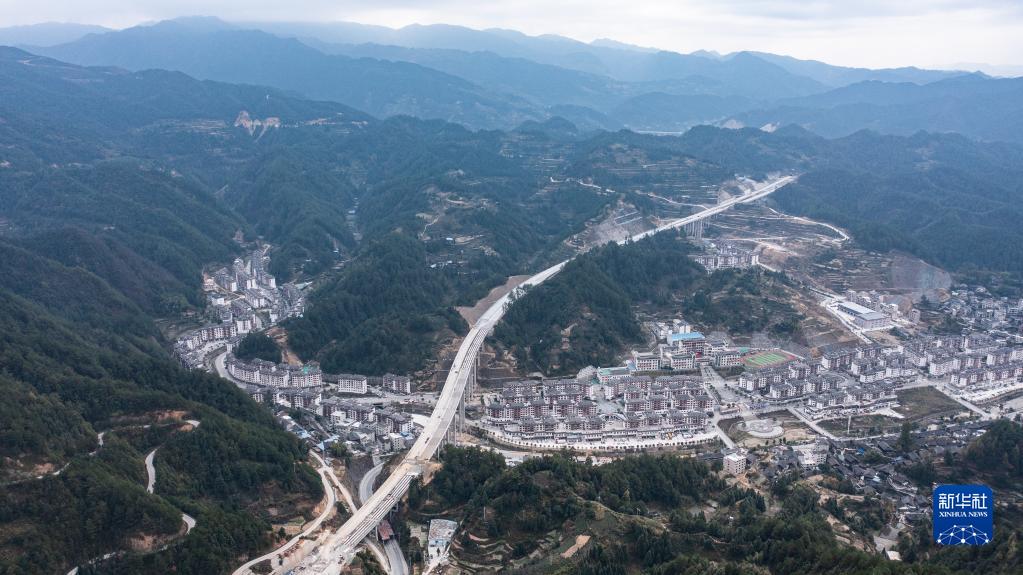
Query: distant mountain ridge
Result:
<box><xmin>247</xmin><ymin>19</ymin><xmax>965</xmax><ymax>85</ymax></box>
<box><xmin>12</xmin><ymin>16</ymin><xmax>1023</xmax><ymax>141</ymax></box>
<box><xmin>736</xmin><ymin>74</ymin><xmax>1023</xmax><ymax>143</ymax></box>
<box><xmin>0</xmin><ymin>21</ymin><xmax>111</xmax><ymax>46</ymax></box>
<box><xmin>29</xmin><ymin>19</ymin><xmax>543</xmax><ymax>130</ymax></box>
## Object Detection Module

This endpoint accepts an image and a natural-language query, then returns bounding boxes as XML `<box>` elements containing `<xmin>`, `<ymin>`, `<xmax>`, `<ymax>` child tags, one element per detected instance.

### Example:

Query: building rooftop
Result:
<box><xmin>839</xmin><ymin>301</ymin><xmax>883</xmax><ymax>317</ymax></box>
<box><xmin>428</xmin><ymin>519</ymin><xmax>458</xmax><ymax>541</ymax></box>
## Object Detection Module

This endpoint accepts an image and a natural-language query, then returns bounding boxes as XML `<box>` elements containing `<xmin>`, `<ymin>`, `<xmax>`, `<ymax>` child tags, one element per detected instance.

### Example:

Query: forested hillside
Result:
<box><xmin>0</xmin><ymin>240</ymin><xmax>320</xmax><ymax>575</ymax></box>
<box><xmin>964</xmin><ymin>420</ymin><xmax>1023</xmax><ymax>483</ymax></box>
<box><xmin>405</xmin><ymin>445</ymin><xmax>1023</xmax><ymax>575</ymax></box>
<box><xmin>493</xmin><ymin>232</ymin><xmax>800</xmax><ymax>375</ymax></box>
<box><xmin>771</xmin><ymin>132</ymin><xmax>1023</xmax><ymax>284</ymax></box>
<box><xmin>0</xmin><ymin>48</ymin><xmax>364</xmax><ymax>575</ymax></box>
<box><xmin>6</xmin><ymin>45</ymin><xmax>1023</xmax><ymax>382</ymax></box>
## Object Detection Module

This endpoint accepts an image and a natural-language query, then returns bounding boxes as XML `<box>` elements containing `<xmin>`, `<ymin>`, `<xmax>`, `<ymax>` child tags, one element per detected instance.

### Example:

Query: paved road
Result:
<box><xmin>701</xmin><ymin>365</ymin><xmax>738</xmax><ymax>404</ymax></box>
<box><xmin>287</xmin><ymin>176</ymin><xmax>797</xmax><ymax>573</ymax></box>
<box><xmin>232</xmin><ymin>452</ymin><xmax>338</xmax><ymax>575</ymax></box>
<box><xmin>365</xmin><ymin>540</ymin><xmax>391</xmax><ymax>574</ymax></box>
<box><xmin>214</xmin><ymin>348</ymin><xmax>230</xmax><ymax>379</ymax></box>
<box><xmin>145</xmin><ymin>420</ymin><xmax>201</xmax><ymax>495</ymax></box>
<box><xmin>929</xmin><ymin>380</ymin><xmax>991</xmax><ymax>419</ymax></box>
<box><xmin>358</xmin><ymin>462</ymin><xmax>408</xmax><ymax>575</ymax></box>
<box><xmin>787</xmin><ymin>406</ymin><xmax>839</xmax><ymax>440</ymax></box>
<box><xmin>359</xmin><ymin>463</ymin><xmax>386</xmax><ymax>506</ymax></box>
<box><xmin>384</xmin><ymin>539</ymin><xmax>408</xmax><ymax>575</ymax></box>
<box><xmin>145</xmin><ymin>420</ymin><xmax>201</xmax><ymax>533</ymax></box>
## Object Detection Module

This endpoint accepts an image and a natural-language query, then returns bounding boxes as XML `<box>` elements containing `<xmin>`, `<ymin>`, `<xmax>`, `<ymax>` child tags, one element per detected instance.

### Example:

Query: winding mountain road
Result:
<box><xmin>144</xmin><ymin>420</ymin><xmax>201</xmax><ymax>533</ymax></box>
<box><xmin>66</xmin><ymin>419</ymin><xmax>202</xmax><ymax>575</ymax></box>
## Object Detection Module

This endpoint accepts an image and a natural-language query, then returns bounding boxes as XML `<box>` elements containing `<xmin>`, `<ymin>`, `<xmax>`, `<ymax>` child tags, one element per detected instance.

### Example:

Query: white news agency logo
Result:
<box><xmin>936</xmin><ymin>492</ymin><xmax>988</xmax><ymax>511</ymax></box>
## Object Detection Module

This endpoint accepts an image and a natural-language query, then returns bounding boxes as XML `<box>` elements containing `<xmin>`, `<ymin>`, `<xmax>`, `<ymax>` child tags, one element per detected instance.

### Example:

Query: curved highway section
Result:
<box><xmin>269</xmin><ymin>175</ymin><xmax>796</xmax><ymax>574</ymax></box>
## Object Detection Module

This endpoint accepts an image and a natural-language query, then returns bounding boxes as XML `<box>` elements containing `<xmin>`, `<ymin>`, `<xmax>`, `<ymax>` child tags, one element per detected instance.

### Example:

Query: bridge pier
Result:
<box><xmin>684</xmin><ymin>217</ymin><xmax>706</xmax><ymax>240</ymax></box>
<box><xmin>453</xmin><ymin>355</ymin><xmax>477</xmax><ymax>437</ymax></box>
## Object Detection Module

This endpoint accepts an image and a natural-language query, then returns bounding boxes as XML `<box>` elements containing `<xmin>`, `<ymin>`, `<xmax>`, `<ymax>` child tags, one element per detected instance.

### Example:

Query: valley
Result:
<box><xmin>0</xmin><ymin>11</ymin><xmax>1022</xmax><ymax>575</ymax></box>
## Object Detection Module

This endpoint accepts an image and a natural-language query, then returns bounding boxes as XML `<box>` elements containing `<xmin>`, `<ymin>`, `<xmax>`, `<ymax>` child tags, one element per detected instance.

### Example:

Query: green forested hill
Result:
<box><xmin>493</xmin><ymin>232</ymin><xmax>800</xmax><ymax>375</ymax></box>
<box><xmin>0</xmin><ymin>49</ymin><xmax>355</xmax><ymax>575</ymax></box>
<box><xmin>771</xmin><ymin>133</ymin><xmax>1023</xmax><ymax>283</ymax></box>
<box><xmin>0</xmin><ymin>240</ymin><xmax>320</xmax><ymax>575</ymax></box>
<box><xmin>286</xmin><ymin>233</ymin><xmax>470</xmax><ymax>375</ymax></box>
<box><xmin>1</xmin><ymin>162</ymin><xmax>242</xmax><ymax>311</ymax></box>
<box><xmin>0</xmin><ymin>46</ymin><xmax>369</xmax><ymax>284</ymax></box>
<box><xmin>409</xmin><ymin>445</ymin><xmax>1023</xmax><ymax>575</ymax></box>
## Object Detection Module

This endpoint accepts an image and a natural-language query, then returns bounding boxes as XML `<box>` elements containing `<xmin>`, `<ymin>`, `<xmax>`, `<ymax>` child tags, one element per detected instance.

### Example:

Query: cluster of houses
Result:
<box><xmin>712</xmin><ymin>423</ymin><xmax>992</xmax><ymax>553</ymax></box>
<box><xmin>804</xmin><ymin>381</ymin><xmax>900</xmax><ymax>415</ymax></box>
<box><xmin>735</xmin><ymin>332</ymin><xmax>1021</xmax><ymax>416</ymax></box>
<box><xmin>204</xmin><ymin>249</ymin><xmax>305</xmax><ymax>326</ymax></box>
<box><xmin>226</xmin><ymin>354</ymin><xmax>414</xmax><ymax>395</ymax></box>
<box><xmin>904</xmin><ymin>333</ymin><xmax>1023</xmax><ymax>393</ymax></box>
<box><xmin>243</xmin><ymin>384</ymin><xmax>419</xmax><ymax>453</ymax></box>
<box><xmin>222</xmin><ymin>341</ymin><xmax>420</xmax><ymax>454</ymax></box>
<box><xmin>941</xmin><ymin>285</ymin><xmax>1023</xmax><ymax>332</ymax></box>
<box><xmin>227</xmin><ymin>355</ymin><xmax>323</xmax><ymax>387</ymax></box>
<box><xmin>828</xmin><ymin>344</ymin><xmax>919</xmax><ymax>382</ymax></box>
<box><xmin>324</xmin><ymin>400</ymin><xmax>417</xmax><ymax>453</ymax></box>
<box><xmin>481</xmin><ymin>373</ymin><xmax>714</xmax><ymax>445</ymax></box>
<box><xmin>321</xmin><ymin>397</ymin><xmax>413</xmax><ymax>431</ymax></box>
<box><xmin>174</xmin><ymin>247</ymin><xmax>304</xmax><ymax>368</ymax></box>
<box><xmin>706</xmin><ymin>440</ymin><xmax>830</xmax><ymax>479</ymax></box>
<box><xmin>692</xmin><ymin>241</ymin><xmax>759</xmax><ymax>271</ymax></box>
<box><xmin>209</xmin><ymin>249</ymin><xmax>277</xmax><ymax>293</ymax></box>
<box><xmin>735</xmin><ymin>344</ymin><xmax>917</xmax><ymax>416</ymax></box>
<box><xmin>244</xmin><ymin>385</ymin><xmax>321</xmax><ymax>411</ymax></box>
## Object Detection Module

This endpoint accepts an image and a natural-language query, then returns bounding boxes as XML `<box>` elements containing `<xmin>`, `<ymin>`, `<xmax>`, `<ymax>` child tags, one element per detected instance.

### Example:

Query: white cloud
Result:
<box><xmin>0</xmin><ymin>0</ymin><xmax>1020</xmax><ymax>68</ymax></box>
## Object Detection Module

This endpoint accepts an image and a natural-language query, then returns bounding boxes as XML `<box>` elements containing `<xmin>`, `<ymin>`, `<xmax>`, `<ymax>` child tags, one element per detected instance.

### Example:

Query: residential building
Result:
<box><xmin>382</xmin><ymin>373</ymin><xmax>413</xmax><ymax>394</ymax></box>
<box><xmin>724</xmin><ymin>451</ymin><xmax>747</xmax><ymax>475</ymax></box>
<box><xmin>332</xmin><ymin>373</ymin><xmax>369</xmax><ymax>395</ymax></box>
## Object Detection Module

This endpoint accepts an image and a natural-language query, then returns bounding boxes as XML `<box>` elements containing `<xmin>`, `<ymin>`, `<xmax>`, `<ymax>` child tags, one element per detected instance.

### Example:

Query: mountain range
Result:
<box><xmin>10</xmin><ymin>16</ymin><xmax>1021</xmax><ymax>141</ymax></box>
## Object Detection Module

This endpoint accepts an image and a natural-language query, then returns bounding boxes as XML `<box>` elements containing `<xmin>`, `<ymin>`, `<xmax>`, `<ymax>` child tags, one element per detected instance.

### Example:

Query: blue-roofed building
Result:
<box><xmin>669</xmin><ymin>331</ymin><xmax>707</xmax><ymax>356</ymax></box>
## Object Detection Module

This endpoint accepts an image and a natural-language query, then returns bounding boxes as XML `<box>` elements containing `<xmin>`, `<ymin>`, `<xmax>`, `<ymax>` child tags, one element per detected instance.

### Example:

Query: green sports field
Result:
<box><xmin>742</xmin><ymin>350</ymin><xmax>797</xmax><ymax>369</ymax></box>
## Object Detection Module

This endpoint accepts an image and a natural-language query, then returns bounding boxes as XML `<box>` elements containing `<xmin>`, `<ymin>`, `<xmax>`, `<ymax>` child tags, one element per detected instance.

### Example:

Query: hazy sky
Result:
<box><xmin>1</xmin><ymin>0</ymin><xmax>1021</xmax><ymax>69</ymax></box>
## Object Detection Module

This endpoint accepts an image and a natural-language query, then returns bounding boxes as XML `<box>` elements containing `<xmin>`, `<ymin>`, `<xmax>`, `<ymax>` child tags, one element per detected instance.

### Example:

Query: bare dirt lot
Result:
<box><xmin>456</xmin><ymin>274</ymin><xmax>532</xmax><ymax>326</ymax></box>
